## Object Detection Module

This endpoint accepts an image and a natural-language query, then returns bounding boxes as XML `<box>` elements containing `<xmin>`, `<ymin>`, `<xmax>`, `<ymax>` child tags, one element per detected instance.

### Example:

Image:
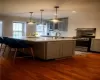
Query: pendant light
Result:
<box><xmin>51</xmin><ymin>6</ymin><xmax>60</xmax><ymax>23</ymax></box>
<box><xmin>40</xmin><ymin>9</ymin><xmax>44</xmax><ymax>24</ymax></box>
<box><xmin>27</xmin><ymin>12</ymin><xmax>35</xmax><ymax>24</ymax></box>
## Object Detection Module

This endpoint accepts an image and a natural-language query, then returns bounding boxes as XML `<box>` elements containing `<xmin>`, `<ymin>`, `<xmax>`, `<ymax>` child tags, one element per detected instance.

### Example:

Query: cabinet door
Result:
<box><xmin>63</xmin><ymin>18</ymin><xmax>68</xmax><ymax>31</ymax></box>
<box><xmin>91</xmin><ymin>39</ymin><xmax>100</xmax><ymax>52</ymax></box>
<box><xmin>62</xmin><ymin>41</ymin><xmax>75</xmax><ymax>57</ymax></box>
<box><xmin>54</xmin><ymin>23</ymin><xmax>59</xmax><ymax>30</ymax></box>
<box><xmin>47</xmin><ymin>42</ymin><xmax>61</xmax><ymax>59</ymax></box>
<box><xmin>49</xmin><ymin>22</ymin><xmax>54</xmax><ymax>30</ymax></box>
<box><xmin>58</xmin><ymin>21</ymin><xmax>63</xmax><ymax>31</ymax></box>
<box><xmin>58</xmin><ymin>18</ymin><xmax>68</xmax><ymax>31</ymax></box>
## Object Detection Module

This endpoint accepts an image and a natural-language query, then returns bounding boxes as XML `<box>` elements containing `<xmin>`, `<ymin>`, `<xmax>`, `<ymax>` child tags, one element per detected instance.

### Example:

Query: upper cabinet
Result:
<box><xmin>47</xmin><ymin>17</ymin><xmax>68</xmax><ymax>31</ymax></box>
<box><xmin>58</xmin><ymin>18</ymin><xmax>68</xmax><ymax>31</ymax></box>
<box><xmin>49</xmin><ymin>21</ymin><xmax>54</xmax><ymax>30</ymax></box>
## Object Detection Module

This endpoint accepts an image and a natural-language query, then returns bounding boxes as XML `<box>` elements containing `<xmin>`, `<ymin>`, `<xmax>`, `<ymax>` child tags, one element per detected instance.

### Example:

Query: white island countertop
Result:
<box><xmin>11</xmin><ymin>36</ymin><xmax>76</xmax><ymax>42</ymax></box>
<box><xmin>93</xmin><ymin>38</ymin><xmax>100</xmax><ymax>40</ymax></box>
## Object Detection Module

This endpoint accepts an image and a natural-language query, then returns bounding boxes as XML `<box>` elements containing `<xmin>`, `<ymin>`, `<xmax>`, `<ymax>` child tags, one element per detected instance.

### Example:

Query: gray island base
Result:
<box><xmin>33</xmin><ymin>40</ymin><xmax>76</xmax><ymax>60</ymax></box>
<box><xmin>4</xmin><ymin>37</ymin><xmax>76</xmax><ymax>60</ymax></box>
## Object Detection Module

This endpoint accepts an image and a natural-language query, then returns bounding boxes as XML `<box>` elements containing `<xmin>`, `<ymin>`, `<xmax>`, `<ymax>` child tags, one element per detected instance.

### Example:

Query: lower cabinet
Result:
<box><xmin>91</xmin><ymin>39</ymin><xmax>100</xmax><ymax>52</ymax></box>
<box><xmin>46</xmin><ymin>40</ymin><xmax>75</xmax><ymax>59</ymax></box>
<box><xmin>47</xmin><ymin>41</ymin><xmax>61</xmax><ymax>59</ymax></box>
<box><xmin>62</xmin><ymin>40</ymin><xmax>75</xmax><ymax>57</ymax></box>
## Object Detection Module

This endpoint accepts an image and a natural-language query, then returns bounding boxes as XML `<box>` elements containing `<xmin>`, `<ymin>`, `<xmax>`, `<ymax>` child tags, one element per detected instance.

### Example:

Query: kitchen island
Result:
<box><xmin>5</xmin><ymin>37</ymin><xmax>76</xmax><ymax>60</ymax></box>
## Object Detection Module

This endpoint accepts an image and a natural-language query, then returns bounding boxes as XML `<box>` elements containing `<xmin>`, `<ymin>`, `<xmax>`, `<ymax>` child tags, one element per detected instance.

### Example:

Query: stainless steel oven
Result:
<box><xmin>75</xmin><ymin>28</ymin><xmax>96</xmax><ymax>52</ymax></box>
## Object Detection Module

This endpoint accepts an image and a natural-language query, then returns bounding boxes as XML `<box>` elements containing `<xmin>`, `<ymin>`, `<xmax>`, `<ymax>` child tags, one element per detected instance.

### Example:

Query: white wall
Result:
<box><xmin>49</xmin><ymin>31</ymin><xmax>68</xmax><ymax>37</ymax></box>
<box><xmin>48</xmin><ymin>12</ymin><xmax>100</xmax><ymax>38</ymax></box>
<box><xmin>0</xmin><ymin>12</ymin><xmax>100</xmax><ymax>38</ymax></box>
<box><xmin>0</xmin><ymin>15</ymin><xmax>36</xmax><ymax>36</ymax></box>
<box><xmin>67</xmin><ymin>12</ymin><xmax>100</xmax><ymax>38</ymax></box>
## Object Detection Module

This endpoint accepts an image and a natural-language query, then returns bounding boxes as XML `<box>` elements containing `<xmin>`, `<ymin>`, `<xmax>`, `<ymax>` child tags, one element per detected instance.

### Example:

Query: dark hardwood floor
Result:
<box><xmin>0</xmin><ymin>53</ymin><xmax>100</xmax><ymax>80</ymax></box>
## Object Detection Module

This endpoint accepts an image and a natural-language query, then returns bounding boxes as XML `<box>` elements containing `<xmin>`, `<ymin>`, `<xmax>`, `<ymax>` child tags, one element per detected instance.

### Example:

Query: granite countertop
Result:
<box><xmin>11</xmin><ymin>36</ymin><xmax>76</xmax><ymax>42</ymax></box>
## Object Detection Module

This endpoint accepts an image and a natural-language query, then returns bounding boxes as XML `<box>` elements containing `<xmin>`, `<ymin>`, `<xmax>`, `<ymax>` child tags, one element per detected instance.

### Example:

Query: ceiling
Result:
<box><xmin>0</xmin><ymin>0</ymin><xmax>100</xmax><ymax>19</ymax></box>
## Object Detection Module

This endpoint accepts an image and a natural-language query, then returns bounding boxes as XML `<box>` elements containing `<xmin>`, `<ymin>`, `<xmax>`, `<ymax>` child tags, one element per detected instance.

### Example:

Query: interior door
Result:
<box><xmin>0</xmin><ymin>21</ymin><xmax>2</xmax><ymax>37</ymax></box>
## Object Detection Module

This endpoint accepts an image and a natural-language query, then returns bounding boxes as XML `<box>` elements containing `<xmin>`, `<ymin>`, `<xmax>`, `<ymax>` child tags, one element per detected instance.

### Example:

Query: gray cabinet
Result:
<box><xmin>62</xmin><ymin>41</ymin><xmax>75</xmax><ymax>57</ymax></box>
<box><xmin>47</xmin><ymin>18</ymin><xmax>68</xmax><ymax>31</ymax></box>
<box><xmin>49</xmin><ymin>22</ymin><xmax>54</xmax><ymax>30</ymax></box>
<box><xmin>58</xmin><ymin>18</ymin><xmax>68</xmax><ymax>31</ymax></box>
<box><xmin>91</xmin><ymin>39</ymin><xmax>100</xmax><ymax>52</ymax></box>
<box><xmin>46</xmin><ymin>40</ymin><xmax>75</xmax><ymax>59</ymax></box>
<box><xmin>47</xmin><ymin>41</ymin><xmax>61</xmax><ymax>59</ymax></box>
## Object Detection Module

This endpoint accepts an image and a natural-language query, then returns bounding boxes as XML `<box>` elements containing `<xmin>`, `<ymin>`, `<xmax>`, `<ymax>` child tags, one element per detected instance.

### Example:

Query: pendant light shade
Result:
<box><xmin>27</xmin><ymin>12</ymin><xmax>35</xmax><ymax>24</ymax></box>
<box><xmin>51</xmin><ymin>6</ymin><xmax>61</xmax><ymax>23</ymax></box>
<box><xmin>51</xmin><ymin>18</ymin><xmax>60</xmax><ymax>23</ymax></box>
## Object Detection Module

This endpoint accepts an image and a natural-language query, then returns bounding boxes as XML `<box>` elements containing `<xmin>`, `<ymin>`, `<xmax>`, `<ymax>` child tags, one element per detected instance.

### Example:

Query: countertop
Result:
<box><xmin>92</xmin><ymin>38</ymin><xmax>100</xmax><ymax>40</ymax></box>
<box><xmin>11</xmin><ymin>36</ymin><xmax>76</xmax><ymax>42</ymax></box>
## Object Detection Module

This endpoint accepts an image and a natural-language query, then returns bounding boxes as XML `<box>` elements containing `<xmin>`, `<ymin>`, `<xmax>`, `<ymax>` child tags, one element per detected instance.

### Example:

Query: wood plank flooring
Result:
<box><xmin>0</xmin><ymin>53</ymin><xmax>100</xmax><ymax>80</ymax></box>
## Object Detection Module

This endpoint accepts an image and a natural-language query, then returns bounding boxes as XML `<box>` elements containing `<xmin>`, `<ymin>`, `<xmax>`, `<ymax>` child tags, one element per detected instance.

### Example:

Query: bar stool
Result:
<box><xmin>2</xmin><ymin>37</ymin><xmax>9</xmax><ymax>56</ymax></box>
<box><xmin>0</xmin><ymin>37</ymin><xmax>3</xmax><ymax>52</ymax></box>
<box><xmin>3</xmin><ymin>37</ymin><xmax>34</xmax><ymax>62</ymax></box>
<box><xmin>0</xmin><ymin>37</ymin><xmax>7</xmax><ymax>56</ymax></box>
<box><xmin>0</xmin><ymin>37</ymin><xmax>3</xmax><ymax>48</ymax></box>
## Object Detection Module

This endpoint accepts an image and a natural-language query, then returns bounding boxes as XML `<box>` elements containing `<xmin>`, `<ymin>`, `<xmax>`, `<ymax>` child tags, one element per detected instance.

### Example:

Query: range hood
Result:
<box><xmin>76</xmin><ymin>28</ymin><xmax>96</xmax><ymax>38</ymax></box>
<box><xmin>76</xmin><ymin>28</ymin><xmax>96</xmax><ymax>31</ymax></box>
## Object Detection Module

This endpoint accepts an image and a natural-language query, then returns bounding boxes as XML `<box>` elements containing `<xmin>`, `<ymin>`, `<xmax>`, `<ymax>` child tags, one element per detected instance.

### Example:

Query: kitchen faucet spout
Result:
<box><xmin>55</xmin><ymin>32</ymin><xmax>61</xmax><ymax>39</ymax></box>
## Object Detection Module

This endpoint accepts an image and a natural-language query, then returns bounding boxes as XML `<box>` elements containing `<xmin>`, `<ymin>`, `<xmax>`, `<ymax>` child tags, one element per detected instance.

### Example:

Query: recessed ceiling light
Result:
<box><xmin>72</xmin><ymin>11</ymin><xmax>76</xmax><ymax>13</ymax></box>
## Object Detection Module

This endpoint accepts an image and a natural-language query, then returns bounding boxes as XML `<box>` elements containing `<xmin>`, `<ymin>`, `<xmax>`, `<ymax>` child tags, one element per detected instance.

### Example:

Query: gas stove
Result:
<box><xmin>75</xmin><ymin>28</ymin><xmax>96</xmax><ymax>52</ymax></box>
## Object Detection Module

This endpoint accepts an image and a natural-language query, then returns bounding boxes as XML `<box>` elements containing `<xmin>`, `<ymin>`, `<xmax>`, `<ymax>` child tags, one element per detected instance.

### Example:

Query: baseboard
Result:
<box><xmin>90</xmin><ymin>51</ymin><xmax>100</xmax><ymax>53</ymax></box>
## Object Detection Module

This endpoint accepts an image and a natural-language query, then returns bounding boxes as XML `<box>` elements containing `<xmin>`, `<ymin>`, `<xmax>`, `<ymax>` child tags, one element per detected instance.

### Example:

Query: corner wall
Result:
<box><xmin>0</xmin><ymin>15</ymin><xmax>36</xmax><ymax>36</ymax></box>
<box><xmin>67</xmin><ymin>12</ymin><xmax>100</xmax><ymax>38</ymax></box>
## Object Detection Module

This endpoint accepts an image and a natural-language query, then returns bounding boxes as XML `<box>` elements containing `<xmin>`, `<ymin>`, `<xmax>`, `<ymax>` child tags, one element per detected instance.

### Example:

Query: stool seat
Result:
<box><xmin>0</xmin><ymin>37</ymin><xmax>4</xmax><ymax>43</ymax></box>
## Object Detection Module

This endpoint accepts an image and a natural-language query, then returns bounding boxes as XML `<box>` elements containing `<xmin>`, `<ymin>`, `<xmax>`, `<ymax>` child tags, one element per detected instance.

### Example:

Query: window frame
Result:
<box><xmin>0</xmin><ymin>21</ymin><xmax>3</xmax><ymax>37</ymax></box>
<box><xmin>12</xmin><ymin>21</ymin><xmax>26</xmax><ymax>37</ymax></box>
<box><xmin>36</xmin><ymin>23</ymin><xmax>47</xmax><ymax>36</ymax></box>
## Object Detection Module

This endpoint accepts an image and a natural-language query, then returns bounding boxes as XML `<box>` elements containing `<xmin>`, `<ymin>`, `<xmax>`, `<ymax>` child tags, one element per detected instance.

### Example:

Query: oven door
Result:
<box><xmin>76</xmin><ymin>40</ymin><xmax>89</xmax><ymax>47</ymax></box>
<box><xmin>76</xmin><ymin>39</ymin><xmax>91</xmax><ymax>52</ymax></box>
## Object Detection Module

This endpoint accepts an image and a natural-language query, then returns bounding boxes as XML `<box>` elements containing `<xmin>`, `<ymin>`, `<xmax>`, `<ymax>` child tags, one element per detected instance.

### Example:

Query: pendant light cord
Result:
<box><xmin>40</xmin><ymin>9</ymin><xmax>44</xmax><ymax>24</ymax></box>
<box><xmin>30</xmin><ymin>12</ymin><xmax>33</xmax><ymax>21</ymax></box>
<box><xmin>41</xmin><ymin>11</ymin><xmax>42</xmax><ymax>23</ymax></box>
<box><xmin>56</xmin><ymin>7</ymin><xmax>57</xmax><ymax>18</ymax></box>
<box><xmin>55</xmin><ymin>6</ymin><xmax>59</xmax><ymax>19</ymax></box>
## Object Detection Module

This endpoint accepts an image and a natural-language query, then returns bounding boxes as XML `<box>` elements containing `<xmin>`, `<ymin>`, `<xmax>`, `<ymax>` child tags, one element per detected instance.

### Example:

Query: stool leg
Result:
<box><xmin>30</xmin><ymin>48</ymin><xmax>34</xmax><ymax>59</ymax></box>
<box><xmin>0</xmin><ymin>44</ymin><xmax>2</xmax><ymax>52</ymax></box>
<box><xmin>8</xmin><ymin>48</ymin><xmax>11</xmax><ymax>58</ymax></box>
<box><xmin>13</xmin><ymin>48</ymin><xmax>18</xmax><ymax>62</ymax></box>
<box><xmin>2</xmin><ymin>45</ymin><xmax>7</xmax><ymax>57</ymax></box>
<box><xmin>22</xmin><ymin>48</ymin><xmax>24</xmax><ymax>52</ymax></box>
<box><xmin>1</xmin><ymin>43</ymin><xmax>3</xmax><ymax>49</ymax></box>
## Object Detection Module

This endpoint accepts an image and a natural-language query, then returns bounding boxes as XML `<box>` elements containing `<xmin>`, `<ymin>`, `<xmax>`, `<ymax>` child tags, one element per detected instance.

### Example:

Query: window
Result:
<box><xmin>0</xmin><ymin>21</ymin><xmax>2</xmax><ymax>37</ymax></box>
<box><xmin>36</xmin><ymin>24</ymin><xmax>47</xmax><ymax>36</ymax></box>
<box><xmin>13</xmin><ymin>22</ymin><xmax>25</xmax><ymax>37</ymax></box>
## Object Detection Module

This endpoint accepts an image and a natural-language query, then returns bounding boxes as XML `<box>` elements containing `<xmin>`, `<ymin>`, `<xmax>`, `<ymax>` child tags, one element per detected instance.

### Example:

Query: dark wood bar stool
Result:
<box><xmin>0</xmin><ymin>37</ymin><xmax>3</xmax><ymax>50</ymax></box>
<box><xmin>0</xmin><ymin>37</ymin><xmax>7</xmax><ymax>56</ymax></box>
<box><xmin>3</xmin><ymin>37</ymin><xmax>34</xmax><ymax>62</ymax></box>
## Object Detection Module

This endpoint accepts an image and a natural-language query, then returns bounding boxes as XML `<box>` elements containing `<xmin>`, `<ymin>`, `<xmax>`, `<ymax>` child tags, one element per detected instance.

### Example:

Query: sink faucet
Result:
<box><xmin>55</xmin><ymin>32</ymin><xmax>61</xmax><ymax>39</ymax></box>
